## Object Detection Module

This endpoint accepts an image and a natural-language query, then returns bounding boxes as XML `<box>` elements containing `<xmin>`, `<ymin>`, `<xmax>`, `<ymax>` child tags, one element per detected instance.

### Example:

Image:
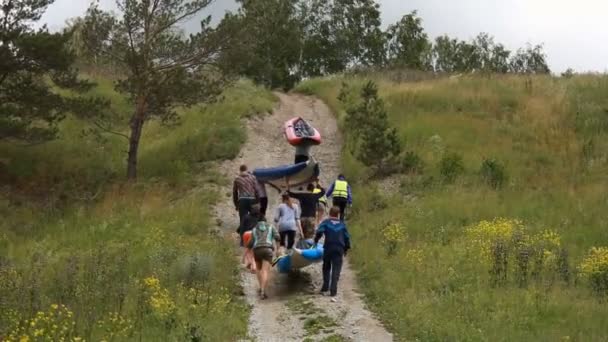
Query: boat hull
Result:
<box><xmin>253</xmin><ymin>158</ymin><xmax>320</xmax><ymax>190</ymax></box>
<box><xmin>274</xmin><ymin>243</ymin><xmax>324</xmax><ymax>273</ymax></box>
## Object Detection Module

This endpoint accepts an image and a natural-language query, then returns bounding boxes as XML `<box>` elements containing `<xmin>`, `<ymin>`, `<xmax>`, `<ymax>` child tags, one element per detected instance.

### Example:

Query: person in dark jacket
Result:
<box><xmin>288</xmin><ymin>183</ymin><xmax>325</xmax><ymax>239</ymax></box>
<box><xmin>255</xmin><ymin>179</ymin><xmax>268</xmax><ymax>217</ymax></box>
<box><xmin>314</xmin><ymin>206</ymin><xmax>351</xmax><ymax>299</ymax></box>
<box><xmin>295</xmin><ymin>144</ymin><xmax>312</xmax><ymax>164</ymax></box>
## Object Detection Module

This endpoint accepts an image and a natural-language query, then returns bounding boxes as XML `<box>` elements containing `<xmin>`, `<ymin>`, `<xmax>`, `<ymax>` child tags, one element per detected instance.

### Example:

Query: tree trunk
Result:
<box><xmin>126</xmin><ymin>96</ymin><xmax>147</xmax><ymax>180</ymax></box>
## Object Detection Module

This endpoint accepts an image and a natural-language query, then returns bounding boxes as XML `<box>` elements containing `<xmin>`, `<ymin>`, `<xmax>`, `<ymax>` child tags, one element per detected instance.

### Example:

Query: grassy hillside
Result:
<box><xmin>297</xmin><ymin>74</ymin><xmax>608</xmax><ymax>341</ymax></box>
<box><xmin>0</xmin><ymin>78</ymin><xmax>276</xmax><ymax>341</ymax></box>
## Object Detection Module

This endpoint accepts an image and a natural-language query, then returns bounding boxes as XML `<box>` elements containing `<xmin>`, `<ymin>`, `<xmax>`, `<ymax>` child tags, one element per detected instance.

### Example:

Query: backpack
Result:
<box><xmin>252</xmin><ymin>222</ymin><xmax>274</xmax><ymax>249</ymax></box>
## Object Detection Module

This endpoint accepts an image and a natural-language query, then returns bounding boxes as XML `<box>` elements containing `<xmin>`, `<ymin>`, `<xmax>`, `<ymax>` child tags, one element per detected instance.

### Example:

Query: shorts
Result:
<box><xmin>253</xmin><ymin>247</ymin><xmax>273</xmax><ymax>263</ymax></box>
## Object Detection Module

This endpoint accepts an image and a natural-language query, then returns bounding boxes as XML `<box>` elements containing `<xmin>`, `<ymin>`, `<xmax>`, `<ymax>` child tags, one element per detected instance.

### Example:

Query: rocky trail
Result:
<box><xmin>214</xmin><ymin>93</ymin><xmax>393</xmax><ymax>342</ymax></box>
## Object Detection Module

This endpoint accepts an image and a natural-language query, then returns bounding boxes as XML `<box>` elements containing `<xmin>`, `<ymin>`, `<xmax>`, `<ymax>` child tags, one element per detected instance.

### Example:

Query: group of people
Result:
<box><xmin>233</xmin><ymin>164</ymin><xmax>353</xmax><ymax>300</ymax></box>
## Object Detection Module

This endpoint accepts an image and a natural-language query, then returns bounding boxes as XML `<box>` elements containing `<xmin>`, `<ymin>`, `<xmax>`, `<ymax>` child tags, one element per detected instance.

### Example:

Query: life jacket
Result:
<box><xmin>333</xmin><ymin>180</ymin><xmax>348</xmax><ymax>199</ymax></box>
<box><xmin>313</xmin><ymin>188</ymin><xmax>327</xmax><ymax>205</ymax></box>
<box><xmin>252</xmin><ymin>222</ymin><xmax>274</xmax><ymax>249</ymax></box>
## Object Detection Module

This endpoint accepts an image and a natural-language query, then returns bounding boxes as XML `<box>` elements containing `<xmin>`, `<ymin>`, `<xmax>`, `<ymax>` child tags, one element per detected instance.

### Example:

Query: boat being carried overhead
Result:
<box><xmin>253</xmin><ymin>158</ymin><xmax>320</xmax><ymax>191</ymax></box>
<box><xmin>284</xmin><ymin>117</ymin><xmax>322</xmax><ymax>146</ymax></box>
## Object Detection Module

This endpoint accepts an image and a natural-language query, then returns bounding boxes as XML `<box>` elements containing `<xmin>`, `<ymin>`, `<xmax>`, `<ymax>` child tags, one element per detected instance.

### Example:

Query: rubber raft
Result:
<box><xmin>253</xmin><ymin>158</ymin><xmax>320</xmax><ymax>190</ymax></box>
<box><xmin>284</xmin><ymin>117</ymin><xmax>321</xmax><ymax>146</ymax></box>
<box><xmin>274</xmin><ymin>243</ymin><xmax>324</xmax><ymax>273</ymax></box>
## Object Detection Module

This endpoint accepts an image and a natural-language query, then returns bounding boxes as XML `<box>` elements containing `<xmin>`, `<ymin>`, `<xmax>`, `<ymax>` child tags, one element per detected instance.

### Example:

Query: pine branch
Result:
<box><xmin>92</xmin><ymin>120</ymin><xmax>130</xmax><ymax>140</ymax></box>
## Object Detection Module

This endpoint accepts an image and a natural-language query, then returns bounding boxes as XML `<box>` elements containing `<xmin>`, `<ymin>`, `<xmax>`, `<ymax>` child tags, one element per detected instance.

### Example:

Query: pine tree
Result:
<box><xmin>344</xmin><ymin>81</ymin><xmax>401</xmax><ymax>172</ymax></box>
<box><xmin>0</xmin><ymin>0</ymin><xmax>105</xmax><ymax>143</ymax></box>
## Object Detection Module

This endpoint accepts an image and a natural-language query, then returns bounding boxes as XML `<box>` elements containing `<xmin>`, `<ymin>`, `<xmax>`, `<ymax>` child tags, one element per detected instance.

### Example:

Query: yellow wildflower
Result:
<box><xmin>580</xmin><ymin>247</ymin><xmax>608</xmax><ymax>276</ymax></box>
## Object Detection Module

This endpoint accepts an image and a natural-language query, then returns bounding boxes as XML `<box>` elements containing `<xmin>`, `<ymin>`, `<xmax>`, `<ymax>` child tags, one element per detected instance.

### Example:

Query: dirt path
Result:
<box><xmin>214</xmin><ymin>93</ymin><xmax>393</xmax><ymax>342</ymax></box>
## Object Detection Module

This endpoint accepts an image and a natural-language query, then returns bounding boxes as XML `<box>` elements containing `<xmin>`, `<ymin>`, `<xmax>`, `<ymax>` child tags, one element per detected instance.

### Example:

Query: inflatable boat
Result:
<box><xmin>284</xmin><ymin>117</ymin><xmax>322</xmax><ymax>146</ymax></box>
<box><xmin>274</xmin><ymin>242</ymin><xmax>324</xmax><ymax>273</ymax></box>
<box><xmin>253</xmin><ymin>158</ymin><xmax>320</xmax><ymax>190</ymax></box>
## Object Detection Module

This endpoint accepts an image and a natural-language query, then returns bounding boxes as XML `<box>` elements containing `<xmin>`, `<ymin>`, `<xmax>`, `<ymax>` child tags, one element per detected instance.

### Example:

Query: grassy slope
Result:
<box><xmin>297</xmin><ymin>74</ymin><xmax>608</xmax><ymax>341</ymax></box>
<box><xmin>0</xmin><ymin>79</ymin><xmax>276</xmax><ymax>341</ymax></box>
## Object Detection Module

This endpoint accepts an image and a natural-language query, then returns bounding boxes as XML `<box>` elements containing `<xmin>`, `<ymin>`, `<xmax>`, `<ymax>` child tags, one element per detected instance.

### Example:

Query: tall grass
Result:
<box><xmin>297</xmin><ymin>73</ymin><xmax>608</xmax><ymax>341</ymax></box>
<box><xmin>0</xmin><ymin>78</ymin><xmax>276</xmax><ymax>340</ymax></box>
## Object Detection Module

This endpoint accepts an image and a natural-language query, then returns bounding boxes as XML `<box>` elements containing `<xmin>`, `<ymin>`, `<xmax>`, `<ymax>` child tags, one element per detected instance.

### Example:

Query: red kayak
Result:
<box><xmin>284</xmin><ymin>117</ymin><xmax>322</xmax><ymax>146</ymax></box>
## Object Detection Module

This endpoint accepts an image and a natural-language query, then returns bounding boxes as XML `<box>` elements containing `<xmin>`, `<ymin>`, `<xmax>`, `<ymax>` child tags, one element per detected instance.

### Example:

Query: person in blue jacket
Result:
<box><xmin>326</xmin><ymin>174</ymin><xmax>352</xmax><ymax>221</ymax></box>
<box><xmin>314</xmin><ymin>206</ymin><xmax>351</xmax><ymax>300</ymax></box>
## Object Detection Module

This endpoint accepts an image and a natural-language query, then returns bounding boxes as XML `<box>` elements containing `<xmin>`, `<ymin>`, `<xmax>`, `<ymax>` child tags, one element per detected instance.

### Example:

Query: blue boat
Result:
<box><xmin>274</xmin><ymin>242</ymin><xmax>324</xmax><ymax>273</ymax></box>
<box><xmin>253</xmin><ymin>158</ymin><xmax>320</xmax><ymax>190</ymax></box>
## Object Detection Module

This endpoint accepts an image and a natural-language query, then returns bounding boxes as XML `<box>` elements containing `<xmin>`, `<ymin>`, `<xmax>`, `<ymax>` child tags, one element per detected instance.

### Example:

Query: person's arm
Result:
<box><xmin>312</xmin><ymin>188</ymin><xmax>326</xmax><ymax>201</ymax></box>
<box><xmin>347</xmin><ymin>184</ymin><xmax>353</xmax><ymax>205</ymax></box>
<box><xmin>274</xmin><ymin>206</ymin><xmax>281</xmax><ymax>224</ymax></box>
<box><xmin>233</xmin><ymin>180</ymin><xmax>239</xmax><ymax>209</ymax></box>
<box><xmin>314</xmin><ymin>224</ymin><xmax>325</xmax><ymax>244</ymax></box>
<box><xmin>287</xmin><ymin>191</ymin><xmax>304</xmax><ymax>200</ymax></box>
<box><xmin>344</xmin><ymin>226</ymin><xmax>352</xmax><ymax>252</ymax></box>
<box><xmin>326</xmin><ymin>182</ymin><xmax>335</xmax><ymax>198</ymax></box>
<box><xmin>295</xmin><ymin>206</ymin><xmax>304</xmax><ymax>237</ymax></box>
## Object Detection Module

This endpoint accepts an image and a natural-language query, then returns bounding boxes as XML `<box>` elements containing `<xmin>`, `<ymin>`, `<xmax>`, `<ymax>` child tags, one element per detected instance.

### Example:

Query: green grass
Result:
<box><xmin>0</xmin><ymin>78</ymin><xmax>276</xmax><ymax>340</ymax></box>
<box><xmin>303</xmin><ymin>315</ymin><xmax>337</xmax><ymax>336</ymax></box>
<box><xmin>321</xmin><ymin>334</ymin><xmax>349</xmax><ymax>342</ymax></box>
<box><xmin>297</xmin><ymin>73</ymin><xmax>608</xmax><ymax>341</ymax></box>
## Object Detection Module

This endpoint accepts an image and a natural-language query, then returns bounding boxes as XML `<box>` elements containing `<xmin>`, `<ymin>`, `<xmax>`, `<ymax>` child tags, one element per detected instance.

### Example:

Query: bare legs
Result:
<box><xmin>256</xmin><ymin>260</ymin><xmax>271</xmax><ymax>299</ymax></box>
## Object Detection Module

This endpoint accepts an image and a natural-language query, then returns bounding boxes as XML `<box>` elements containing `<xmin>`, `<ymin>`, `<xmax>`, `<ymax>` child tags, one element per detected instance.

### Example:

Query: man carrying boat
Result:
<box><xmin>233</xmin><ymin>164</ymin><xmax>260</xmax><ymax>234</ymax></box>
<box><xmin>287</xmin><ymin>182</ymin><xmax>326</xmax><ymax>239</ymax></box>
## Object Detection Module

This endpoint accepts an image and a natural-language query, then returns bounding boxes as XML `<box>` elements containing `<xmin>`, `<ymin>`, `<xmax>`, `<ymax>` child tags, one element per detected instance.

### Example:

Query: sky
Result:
<box><xmin>41</xmin><ymin>0</ymin><xmax>608</xmax><ymax>73</ymax></box>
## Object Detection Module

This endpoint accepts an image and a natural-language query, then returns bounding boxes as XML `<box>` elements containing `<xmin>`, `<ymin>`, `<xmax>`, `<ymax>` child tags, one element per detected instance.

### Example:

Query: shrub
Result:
<box><xmin>579</xmin><ymin>247</ymin><xmax>608</xmax><ymax>297</ymax></box>
<box><xmin>340</xmin><ymin>81</ymin><xmax>402</xmax><ymax>175</ymax></box>
<box><xmin>480</xmin><ymin>158</ymin><xmax>507</xmax><ymax>189</ymax></box>
<box><xmin>401</xmin><ymin>151</ymin><xmax>425</xmax><ymax>174</ymax></box>
<box><xmin>439</xmin><ymin>152</ymin><xmax>464</xmax><ymax>183</ymax></box>
<box><xmin>368</xmin><ymin>190</ymin><xmax>389</xmax><ymax>212</ymax></box>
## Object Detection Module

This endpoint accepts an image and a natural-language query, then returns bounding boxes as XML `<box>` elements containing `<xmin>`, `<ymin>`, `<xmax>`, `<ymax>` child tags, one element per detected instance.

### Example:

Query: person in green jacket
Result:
<box><xmin>248</xmin><ymin>218</ymin><xmax>279</xmax><ymax>300</ymax></box>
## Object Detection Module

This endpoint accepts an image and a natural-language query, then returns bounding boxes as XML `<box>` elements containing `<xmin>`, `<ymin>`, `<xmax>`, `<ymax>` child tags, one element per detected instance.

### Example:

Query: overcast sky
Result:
<box><xmin>41</xmin><ymin>0</ymin><xmax>608</xmax><ymax>73</ymax></box>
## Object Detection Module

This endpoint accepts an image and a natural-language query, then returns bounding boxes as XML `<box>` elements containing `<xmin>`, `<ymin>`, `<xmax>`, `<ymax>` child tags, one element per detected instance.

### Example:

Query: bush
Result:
<box><xmin>439</xmin><ymin>152</ymin><xmax>464</xmax><ymax>183</ymax></box>
<box><xmin>401</xmin><ymin>151</ymin><xmax>425</xmax><ymax>174</ymax></box>
<box><xmin>340</xmin><ymin>81</ymin><xmax>402</xmax><ymax>175</ymax></box>
<box><xmin>480</xmin><ymin>158</ymin><xmax>507</xmax><ymax>189</ymax></box>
